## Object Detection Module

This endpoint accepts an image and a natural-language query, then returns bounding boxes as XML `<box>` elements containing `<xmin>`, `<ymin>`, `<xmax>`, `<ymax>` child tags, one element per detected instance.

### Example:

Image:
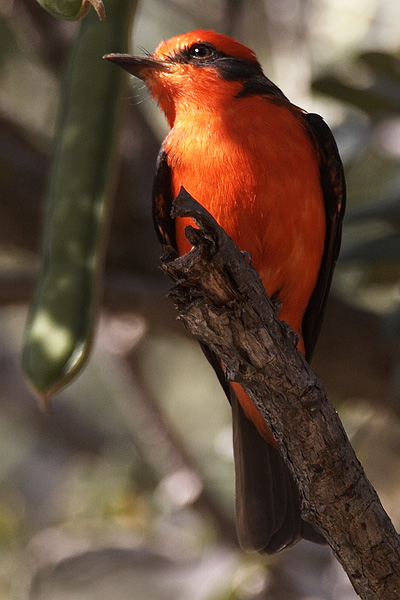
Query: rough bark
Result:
<box><xmin>161</xmin><ymin>188</ymin><xmax>400</xmax><ymax>600</ymax></box>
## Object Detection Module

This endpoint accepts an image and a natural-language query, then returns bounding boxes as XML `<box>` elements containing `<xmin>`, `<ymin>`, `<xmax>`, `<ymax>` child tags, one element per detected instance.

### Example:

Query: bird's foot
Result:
<box><xmin>241</xmin><ymin>250</ymin><xmax>252</xmax><ymax>264</ymax></box>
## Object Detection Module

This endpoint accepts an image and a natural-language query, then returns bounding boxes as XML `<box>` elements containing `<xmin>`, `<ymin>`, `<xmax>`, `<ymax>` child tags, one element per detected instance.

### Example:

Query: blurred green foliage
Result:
<box><xmin>314</xmin><ymin>50</ymin><xmax>400</xmax><ymax>378</ymax></box>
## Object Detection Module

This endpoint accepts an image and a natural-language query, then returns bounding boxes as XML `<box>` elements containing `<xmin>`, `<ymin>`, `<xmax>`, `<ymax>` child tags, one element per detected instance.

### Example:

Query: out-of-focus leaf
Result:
<box><xmin>359</xmin><ymin>52</ymin><xmax>400</xmax><ymax>81</ymax></box>
<box><xmin>345</xmin><ymin>198</ymin><xmax>400</xmax><ymax>230</ymax></box>
<box><xmin>23</xmin><ymin>0</ymin><xmax>138</xmax><ymax>405</ymax></box>
<box><xmin>28</xmin><ymin>544</ymin><xmax>238</xmax><ymax>600</ymax></box>
<box><xmin>317</xmin><ymin>47</ymin><xmax>400</xmax><ymax>384</ymax></box>
<box><xmin>382</xmin><ymin>308</ymin><xmax>400</xmax><ymax>403</ymax></box>
<box><xmin>312</xmin><ymin>75</ymin><xmax>400</xmax><ymax>116</ymax></box>
<box><xmin>363</xmin><ymin>262</ymin><xmax>400</xmax><ymax>286</ymax></box>
<box><xmin>382</xmin><ymin>307</ymin><xmax>400</xmax><ymax>340</ymax></box>
<box><xmin>340</xmin><ymin>232</ymin><xmax>400</xmax><ymax>262</ymax></box>
<box><xmin>0</xmin><ymin>18</ymin><xmax>18</xmax><ymax>69</ymax></box>
<box><xmin>36</xmin><ymin>0</ymin><xmax>105</xmax><ymax>21</ymax></box>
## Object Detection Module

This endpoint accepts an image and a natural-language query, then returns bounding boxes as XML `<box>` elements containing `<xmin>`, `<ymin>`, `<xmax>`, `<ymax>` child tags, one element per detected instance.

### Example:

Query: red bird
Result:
<box><xmin>105</xmin><ymin>30</ymin><xmax>345</xmax><ymax>553</ymax></box>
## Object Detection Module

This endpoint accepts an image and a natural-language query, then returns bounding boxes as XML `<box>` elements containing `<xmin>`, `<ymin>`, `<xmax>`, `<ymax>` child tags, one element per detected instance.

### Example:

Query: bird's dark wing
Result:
<box><xmin>152</xmin><ymin>145</ymin><xmax>176</xmax><ymax>250</ymax></box>
<box><xmin>302</xmin><ymin>113</ymin><xmax>346</xmax><ymax>361</ymax></box>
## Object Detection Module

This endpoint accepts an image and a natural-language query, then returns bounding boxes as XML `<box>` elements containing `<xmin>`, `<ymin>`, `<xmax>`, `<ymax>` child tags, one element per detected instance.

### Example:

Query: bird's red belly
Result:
<box><xmin>172</xmin><ymin>175</ymin><xmax>325</xmax><ymax>345</ymax></box>
<box><xmin>166</xmin><ymin>100</ymin><xmax>326</xmax><ymax>441</ymax></box>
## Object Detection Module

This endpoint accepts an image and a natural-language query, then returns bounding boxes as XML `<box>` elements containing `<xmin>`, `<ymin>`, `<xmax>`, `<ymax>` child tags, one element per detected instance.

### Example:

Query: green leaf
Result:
<box><xmin>35</xmin><ymin>0</ymin><xmax>105</xmax><ymax>22</ymax></box>
<box><xmin>23</xmin><ymin>0</ymin><xmax>138</xmax><ymax>406</ymax></box>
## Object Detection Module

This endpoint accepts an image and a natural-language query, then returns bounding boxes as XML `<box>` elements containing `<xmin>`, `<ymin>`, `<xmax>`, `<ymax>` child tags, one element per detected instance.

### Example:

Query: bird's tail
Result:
<box><xmin>231</xmin><ymin>392</ymin><xmax>326</xmax><ymax>553</ymax></box>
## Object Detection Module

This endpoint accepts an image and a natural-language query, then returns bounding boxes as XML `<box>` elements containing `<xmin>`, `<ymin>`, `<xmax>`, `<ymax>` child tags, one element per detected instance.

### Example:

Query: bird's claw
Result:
<box><xmin>241</xmin><ymin>250</ymin><xmax>252</xmax><ymax>264</ymax></box>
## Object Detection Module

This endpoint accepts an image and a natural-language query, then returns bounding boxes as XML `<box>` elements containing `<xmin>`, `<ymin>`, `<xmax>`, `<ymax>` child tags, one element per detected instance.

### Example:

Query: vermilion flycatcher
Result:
<box><xmin>105</xmin><ymin>30</ymin><xmax>345</xmax><ymax>554</ymax></box>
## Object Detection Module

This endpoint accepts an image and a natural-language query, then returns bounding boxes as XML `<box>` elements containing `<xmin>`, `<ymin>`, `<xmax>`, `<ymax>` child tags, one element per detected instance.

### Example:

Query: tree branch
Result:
<box><xmin>161</xmin><ymin>187</ymin><xmax>400</xmax><ymax>600</ymax></box>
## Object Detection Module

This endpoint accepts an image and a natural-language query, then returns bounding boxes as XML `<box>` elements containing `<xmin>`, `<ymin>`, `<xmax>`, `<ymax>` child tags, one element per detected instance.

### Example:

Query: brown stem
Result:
<box><xmin>161</xmin><ymin>187</ymin><xmax>400</xmax><ymax>600</ymax></box>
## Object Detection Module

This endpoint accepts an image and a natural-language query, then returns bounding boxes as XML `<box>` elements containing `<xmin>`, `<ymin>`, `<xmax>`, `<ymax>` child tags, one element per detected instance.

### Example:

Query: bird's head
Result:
<box><xmin>104</xmin><ymin>30</ymin><xmax>286</xmax><ymax>126</ymax></box>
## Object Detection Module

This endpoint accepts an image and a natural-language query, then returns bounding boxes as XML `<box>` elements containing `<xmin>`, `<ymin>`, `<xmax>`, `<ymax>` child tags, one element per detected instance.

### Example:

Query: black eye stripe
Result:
<box><xmin>169</xmin><ymin>44</ymin><xmax>286</xmax><ymax>99</ymax></box>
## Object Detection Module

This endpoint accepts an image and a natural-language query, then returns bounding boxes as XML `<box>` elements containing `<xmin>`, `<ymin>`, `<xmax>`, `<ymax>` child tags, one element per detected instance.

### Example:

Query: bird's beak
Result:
<box><xmin>103</xmin><ymin>54</ymin><xmax>172</xmax><ymax>80</ymax></box>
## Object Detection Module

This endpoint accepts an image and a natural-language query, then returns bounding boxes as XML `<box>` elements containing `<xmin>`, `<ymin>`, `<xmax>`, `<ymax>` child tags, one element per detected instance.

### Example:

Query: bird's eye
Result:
<box><xmin>188</xmin><ymin>43</ymin><xmax>215</xmax><ymax>60</ymax></box>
